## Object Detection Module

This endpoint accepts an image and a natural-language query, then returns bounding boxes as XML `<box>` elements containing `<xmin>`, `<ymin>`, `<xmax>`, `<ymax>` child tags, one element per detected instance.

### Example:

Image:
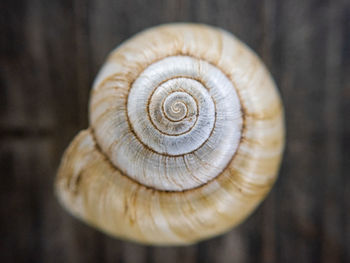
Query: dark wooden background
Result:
<box><xmin>1</xmin><ymin>0</ymin><xmax>349</xmax><ymax>262</ymax></box>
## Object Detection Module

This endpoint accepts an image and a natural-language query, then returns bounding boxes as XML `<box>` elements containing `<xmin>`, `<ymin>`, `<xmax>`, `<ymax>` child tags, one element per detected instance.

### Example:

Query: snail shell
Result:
<box><xmin>56</xmin><ymin>23</ymin><xmax>285</xmax><ymax>245</ymax></box>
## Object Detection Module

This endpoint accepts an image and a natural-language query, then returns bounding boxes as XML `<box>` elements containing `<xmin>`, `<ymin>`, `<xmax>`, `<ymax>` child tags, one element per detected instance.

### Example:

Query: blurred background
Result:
<box><xmin>1</xmin><ymin>0</ymin><xmax>349</xmax><ymax>262</ymax></box>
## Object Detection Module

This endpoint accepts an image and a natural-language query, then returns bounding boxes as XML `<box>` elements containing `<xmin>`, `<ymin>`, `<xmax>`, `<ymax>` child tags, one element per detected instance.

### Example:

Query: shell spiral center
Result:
<box><xmin>163</xmin><ymin>92</ymin><xmax>192</xmax><ymax>122</ymax></box>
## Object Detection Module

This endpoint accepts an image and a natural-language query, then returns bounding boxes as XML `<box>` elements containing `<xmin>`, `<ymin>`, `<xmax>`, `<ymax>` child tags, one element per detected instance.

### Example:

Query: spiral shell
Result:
<box><xmin>56</xmin><ymin>23</ymin><xmax>285</xmax><ymax>245</ymax></box>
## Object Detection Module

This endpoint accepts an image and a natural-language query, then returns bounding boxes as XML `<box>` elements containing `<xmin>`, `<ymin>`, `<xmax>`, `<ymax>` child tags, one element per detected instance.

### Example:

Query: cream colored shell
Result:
<box><xmin>55</xmin><ymin>23</ymin><xmax>285</xmax><ymax>245</ymax></box>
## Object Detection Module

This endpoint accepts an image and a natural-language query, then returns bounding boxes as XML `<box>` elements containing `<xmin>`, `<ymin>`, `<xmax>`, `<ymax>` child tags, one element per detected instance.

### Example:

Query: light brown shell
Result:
<box><xmin>55</xmin><ymin>23</ymin><xmax>285</xmax><ymax>245</ymax></box>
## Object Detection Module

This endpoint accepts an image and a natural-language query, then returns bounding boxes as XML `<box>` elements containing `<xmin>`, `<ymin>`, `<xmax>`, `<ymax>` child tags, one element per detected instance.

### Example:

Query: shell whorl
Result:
<box><xmin>56</xmin><ymin>23</ymin><xmax>285</xmax><ymax>245</ymax></box>
<box><xmin>91</xmin><ymin>55</ymin><xmax>242</xmax><ymax>191</ymax></box>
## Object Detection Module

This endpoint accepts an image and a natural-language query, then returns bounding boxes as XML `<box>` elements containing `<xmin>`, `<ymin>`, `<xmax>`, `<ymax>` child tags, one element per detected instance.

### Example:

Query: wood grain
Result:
<box><xmin>1</xmin><ymin>0</ymin><xmax>349</xmax><ymax>262</ymax></box>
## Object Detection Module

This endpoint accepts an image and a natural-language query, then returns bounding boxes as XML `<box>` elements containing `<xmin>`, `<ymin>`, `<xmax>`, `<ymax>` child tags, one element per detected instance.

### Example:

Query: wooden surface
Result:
<box><xmin>1</xmin><ymin>0</ymin><xmax>349</xmax><ymax>262</ymax></box>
